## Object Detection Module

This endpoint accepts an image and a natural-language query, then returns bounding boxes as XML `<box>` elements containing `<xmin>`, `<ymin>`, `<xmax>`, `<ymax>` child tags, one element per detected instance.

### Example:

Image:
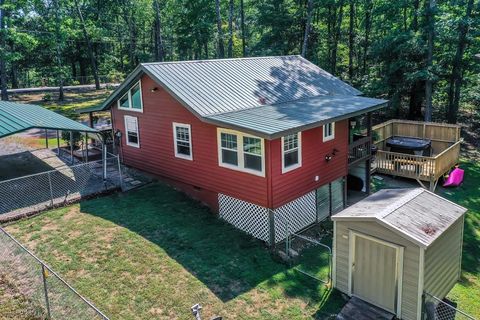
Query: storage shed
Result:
<box><xmin>331</xmin><ymin>188</ymin><xmax>467</xmax><ymax>320</ymax></box>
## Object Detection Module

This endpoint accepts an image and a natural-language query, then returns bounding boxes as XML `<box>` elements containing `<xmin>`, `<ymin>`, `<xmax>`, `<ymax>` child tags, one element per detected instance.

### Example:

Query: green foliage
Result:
<box><xmin>1</xmin><ymin>0</ymin><xmax>479</xmax><ymax>121</ymax></box>
<box><xmin>61</xmin><ymin>130</ymin><xmax>82</xmax><ymax>149</ymax></box>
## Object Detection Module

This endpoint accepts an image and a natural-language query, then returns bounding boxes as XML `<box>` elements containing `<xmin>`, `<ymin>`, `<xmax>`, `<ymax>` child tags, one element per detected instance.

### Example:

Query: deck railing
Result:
<box><xmin>372</xmin><ymin>120</ymin><xmax>462</xmax><ymax>190</ymax></box>
<box><xmin>348</xmin><ymin>136</ymin><xmax>371</xmax><ymax>166</ymax></box>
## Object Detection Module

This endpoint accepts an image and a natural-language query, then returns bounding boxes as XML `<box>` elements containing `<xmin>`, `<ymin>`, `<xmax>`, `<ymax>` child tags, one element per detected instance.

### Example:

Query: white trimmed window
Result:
<box><xmin>173</xmin><ymin>123</ymin><xmax>192</xmax><ymax>160</ymax></box>
<box><xmin>281</xmin><ymin>132</ymin><xmax>302</xmax><ymax>173</ymax></box>
<box><xmin>124</xmin><ymin>115</ymin><xmax>139</xmax><ymax>147</ymax></box>
<box><xmin>323</xmin><ymin>122</ymin><xmax>335</xmax><ymax>142</ymax></box>
<box><xmin>217</xmin><ymin>128</ymin><xmax>265</xmax><ymax>177</ymax></box>
<box><xmin>118</xmin><ymin>80</ymin><xmax>143</xmax><ymax>112</ymax></box>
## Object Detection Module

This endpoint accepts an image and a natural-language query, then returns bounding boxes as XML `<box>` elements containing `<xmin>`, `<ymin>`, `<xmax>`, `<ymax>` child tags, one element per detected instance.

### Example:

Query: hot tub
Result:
<box><xmin>386</xmin><ymin>136</ymin><xmax>432</xmax><ymax>156</ymax></box>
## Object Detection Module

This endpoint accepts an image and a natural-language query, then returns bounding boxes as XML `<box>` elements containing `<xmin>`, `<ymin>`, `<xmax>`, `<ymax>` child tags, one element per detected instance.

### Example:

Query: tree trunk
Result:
<box><xmin>301</xmin><ymin>0</ymin><xmax>314</xmax><ymax>57</ymax></box>
<box><xmin>153</xmin><ymin>0</ymin><xmax>165</xmax><ymax>62</ymax></box>
<box><xmin>424</xmin><ymin>0</ymin><xmax>435</xmax><ymax>122</ymax></box>
<box><xmin>215</xmin><ymin>0</ymin><xmax>225</xmax><ymax>58</ymax></box>
<box><xmin>411</xmin><ymin>0</ymin><xmax>420</xmax><ymax>31</ymax></box>
<box><xmin>227</xmin><ymin>0</ymin><xmax>234</xmax><ymax>57</ymax></box>
<box><xmin>53</xmin><ymin>0</ymin><xmax>64</xmax><ymax>100</ymax></box>
<box><xmin>362</xmin><ymin>0</ymin><xmax>372</xmax><ymax>75</ymax></box>
<box><xmin>74</xmin><ymin>0</ymin><xmax>100</xmax><ymax>89</ymax></box>
<box><xmin>447</xmin><ymin>0</ymin><xmax>475</xmax><ymax>124</ymax></box>
<box><xmin>348</xmin><ymin>0</ymin><xmax>355</xmax><ymax>80</ymax></box>
<box><xmin>331</xmin><ymin>0</ymin><xmax>345</xmax><ymax>74</ymax></box>
<box><xmin>0</xmin><ymin>0</ymin><xmax>8</xmax><ymax>100</ymax></box>
<box><xmin>240</xmin><ymin>0</ymin><xmax>246</xmax><ymax>56</ymax></box>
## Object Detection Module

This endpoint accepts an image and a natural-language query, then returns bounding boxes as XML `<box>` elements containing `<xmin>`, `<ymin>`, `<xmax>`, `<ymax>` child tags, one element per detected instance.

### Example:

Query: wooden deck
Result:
<box><xmin>337</xmin><ymin>297</ymin><xmax>395</xmax><ymax>320</ymax></box>
<box><xmin>372</xmin><ymin>120</ymin><xmax>462</xmax><ymax>191</ymax></box>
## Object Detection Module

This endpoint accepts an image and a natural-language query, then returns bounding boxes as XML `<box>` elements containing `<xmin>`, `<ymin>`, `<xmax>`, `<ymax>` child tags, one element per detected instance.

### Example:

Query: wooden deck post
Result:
<box><xmin>45</xmin><ymin>129</ymin><xmax>49</xmax><ymax>149</ymax></box>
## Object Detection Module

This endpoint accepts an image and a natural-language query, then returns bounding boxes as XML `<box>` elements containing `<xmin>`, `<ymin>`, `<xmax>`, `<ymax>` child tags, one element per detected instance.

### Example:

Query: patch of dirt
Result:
<box><xmin>0</xmin><ymin>273</ymin><xmax>44</xmax><ymax>320</ymax></box>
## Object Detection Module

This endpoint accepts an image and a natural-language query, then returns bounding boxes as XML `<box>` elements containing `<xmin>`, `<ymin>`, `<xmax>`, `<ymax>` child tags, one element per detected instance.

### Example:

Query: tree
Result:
<box><xmin>153</xmin><ymin>0</ymin><xmax>165</xmax><ymax>62</ymax></box>
<box><xmin>228</xmin><ymin>0</ymin><xmax>234</xmax><ymax>58</ymax></box>
<box><xmin>301</xmin><ymin>0</ymin><xmax>314</xmax><ymax>57</ymax></box>
<box><xmin>52</xmin><ymin>0</ymin><xmax>64</xmax><ymax>100</ymax></box>
<box><xmin>240</xmin><ymin>0</ymin><xmax>246</xmax><ymax>56</ymax></box>
<box><xmin>424</xmin><ymin>0</ymin><xmax>436</xmax><ymax>122</ymax></box>
<box><xmin>215</xmin><ymin>0</ymin><xmax>225</xmax><ymax>58</ymax></box>
<box><xmin>348</xmin><ymin>0</ymin><xmax>355</xmax><ymax>80</ymax></box>
<box><xmin>447</xmin><ymin>0</ymin><xmax>475</xmax><ymax>123</ymax></box>
<box><xmin>74</xmin><ymin>0</ymin><xmax>100</xmax><ymax>90</ymax></box>
<box><xmin>0</xmin><ymin>0</ymin><xmax>7</xmax><ymax>100</ymax></box>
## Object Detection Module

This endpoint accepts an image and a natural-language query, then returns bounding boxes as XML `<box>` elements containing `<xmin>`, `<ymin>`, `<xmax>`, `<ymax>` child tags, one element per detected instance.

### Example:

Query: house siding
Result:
<box><xmin>269</xmin><ymin>120</ymin><xmax>349</xmax><ymax>208</ymax></box>
<box><xmin>424</xmin><ymin>217</ymin><xmax>464</xmax><ymax>299</ymax></box>
<box><xmin>111</xmin><ymin>74</ymin><xmax>269</xmax><ymax>209</ymax></box>
<box><xmin>334</xmin><ymin>221</ymin><xmax>420</xmax><ymax>320</ymax></box>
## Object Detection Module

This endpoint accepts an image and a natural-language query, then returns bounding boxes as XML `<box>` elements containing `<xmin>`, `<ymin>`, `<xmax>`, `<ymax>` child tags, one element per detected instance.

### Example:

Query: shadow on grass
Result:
<box><xmin>79</xmin><ymin>182</ymin><xmax>343</xmax><ymax>311</ymax></box>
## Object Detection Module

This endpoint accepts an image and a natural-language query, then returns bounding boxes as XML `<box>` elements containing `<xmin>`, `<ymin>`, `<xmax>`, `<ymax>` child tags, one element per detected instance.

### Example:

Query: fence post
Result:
<box><xmin>41</xmin><ymin>265</ymin><xmax>52</xmax><ymax>319</ymax></box>
<box><xmin>47</xmin><ymin>172</ymin><xmax>54</xmax><ymax>207</ymax></box>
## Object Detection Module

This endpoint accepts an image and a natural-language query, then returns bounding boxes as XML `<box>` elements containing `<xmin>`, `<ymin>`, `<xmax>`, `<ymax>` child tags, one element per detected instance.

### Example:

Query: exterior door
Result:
<box><xmin>350</xmin><ymin>233</ymin><xmax>402</xmax><ymax>315</ymax></box>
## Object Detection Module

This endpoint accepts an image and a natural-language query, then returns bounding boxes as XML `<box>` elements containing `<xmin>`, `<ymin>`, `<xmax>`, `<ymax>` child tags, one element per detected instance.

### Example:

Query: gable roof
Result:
<box><xmin>85</xmin><ymin>56</ymin><xmax>387</xmax><ymax>138</ymax></box>
<box><xmin>0</xmin><ymin>101</ymin><xmax>98</xmax><ymax>138</ymax></box>
<box><xmin>331</xmin><ymin>188</ymin><xmax>467</xmax><ymax>248</ymax></box>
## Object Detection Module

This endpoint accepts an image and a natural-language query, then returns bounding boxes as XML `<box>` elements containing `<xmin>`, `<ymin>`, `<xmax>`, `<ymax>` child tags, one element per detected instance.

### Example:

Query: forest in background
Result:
<box><xmin>0</xmin><ymin>0</ymin><xmax>479</xmax><ymax>124</ymax></box>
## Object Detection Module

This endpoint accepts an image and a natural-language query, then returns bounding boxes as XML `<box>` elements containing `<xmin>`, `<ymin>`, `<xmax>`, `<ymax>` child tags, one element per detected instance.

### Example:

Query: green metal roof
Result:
<box><xmin>0</xmin><ymin>101</ymin><xmax>98</xmax><ymax>138</ymax></box>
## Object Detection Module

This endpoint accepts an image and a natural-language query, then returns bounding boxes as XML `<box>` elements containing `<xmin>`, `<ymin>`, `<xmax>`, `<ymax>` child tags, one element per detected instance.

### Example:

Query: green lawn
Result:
<box><xmin>2</xmin><ymin>159</ymin><xmax>479</xmax><ymax>319</ymax></box>
<box><xmin>0</xmin><ymin>274</ymin><xmax>41</xmax><ymax>320</ymax></box>
<box><xmin>4</xmin><ymin>184</ymin><xmax>344</xmax><ymax>320</ymax></box>
<box><xmin>439</xmin><ymin>160</ymin><xmax>480</xmax><ymax>317</ymax></box>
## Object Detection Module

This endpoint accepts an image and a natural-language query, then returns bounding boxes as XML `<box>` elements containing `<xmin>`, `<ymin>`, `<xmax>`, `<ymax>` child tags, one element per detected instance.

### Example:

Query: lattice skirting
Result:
<box><xmin>273</xmin><ymin>191</ymin><xmax>316</xmax><ymax>243</ymax></box>
<box><xmin>218</xmin><ymin>194</ymin><xmax>270</xmax><ymax>242</ymax></box>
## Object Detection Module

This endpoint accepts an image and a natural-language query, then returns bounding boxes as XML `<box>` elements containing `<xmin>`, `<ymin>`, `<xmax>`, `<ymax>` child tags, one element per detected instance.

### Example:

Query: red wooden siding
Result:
<box><xmin>111</xmin><ymin>74</ymin><xmax>269</xmax><ymax>208</ymax></box>
<box><xmin>269</xmin><ymin>120</ymin><xmax>349</xmax><ymax>208</ymax></box>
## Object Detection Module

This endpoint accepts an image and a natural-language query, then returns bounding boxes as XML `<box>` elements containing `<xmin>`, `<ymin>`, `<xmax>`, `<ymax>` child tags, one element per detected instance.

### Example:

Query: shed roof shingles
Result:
<box><xmin>332</xmin><ymin>188</ymin><xmax>467</xmax><ymax>248</ymax></box>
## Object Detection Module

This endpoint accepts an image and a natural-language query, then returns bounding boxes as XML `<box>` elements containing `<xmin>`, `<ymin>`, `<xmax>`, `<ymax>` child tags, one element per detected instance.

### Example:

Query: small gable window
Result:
<box><xmin>124</xmin><ymin>115</ymin><xmax>140</xmax><ymax>148</ymax></box>
<box><xmin>282</xmin><ymin>132</ymin><xmax>301</xmax><ymax>173</ymax></box>
<box><xmin>323</xmin><ymin>122</ymin><xmax>335</xmax><ymax>142</ymax></box>
<box><xmin>173</xmin><ymin>123</ymin><xmax>193</xmax><ymax>160</ymax></box>
<box><xmin>118</xmin><ymin>80</ymin><xmax>143</xmax><ymax>112</ymax></box>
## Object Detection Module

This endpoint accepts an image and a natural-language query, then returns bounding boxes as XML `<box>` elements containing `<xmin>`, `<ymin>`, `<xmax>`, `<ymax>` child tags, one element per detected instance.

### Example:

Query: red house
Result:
<box><xmin>85</xmin><ymin>56</ymin><xmax>387</xmax><ymax>244</ymax></box>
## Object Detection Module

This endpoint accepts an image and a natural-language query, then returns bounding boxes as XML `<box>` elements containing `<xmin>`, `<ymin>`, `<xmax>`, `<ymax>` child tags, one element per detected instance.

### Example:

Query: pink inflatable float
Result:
<box><xmin>443</xmin><ymin>167</ymin><xmax>464</xmax><ymax>187</ymax></box>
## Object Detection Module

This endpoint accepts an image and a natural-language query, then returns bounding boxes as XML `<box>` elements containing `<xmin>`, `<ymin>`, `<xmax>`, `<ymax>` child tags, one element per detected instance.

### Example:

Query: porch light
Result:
<box><xmin>150</xmin><ymin>87</ymin><xmax>158</xmax><ymax>92</ymax></box>
<box><xmin>350</xmin><ymin>120</ymin><xmax>357</xmax><ymax>128</ymax></box>
<box><xmin>325</xmin><ymin>154</ymin><xmax>332</xmax><ymax>162</ymax></box>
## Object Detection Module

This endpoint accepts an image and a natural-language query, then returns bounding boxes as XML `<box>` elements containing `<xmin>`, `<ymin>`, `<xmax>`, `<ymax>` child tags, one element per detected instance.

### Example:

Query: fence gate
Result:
<box><xmin>284</xmin><ymin>224</ymin><xmax>332</xmax><ymax>285</ymax></box>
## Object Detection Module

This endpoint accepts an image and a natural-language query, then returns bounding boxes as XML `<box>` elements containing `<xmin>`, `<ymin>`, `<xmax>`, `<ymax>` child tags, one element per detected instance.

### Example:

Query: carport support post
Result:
<box><xmin>44</xmin><ymin>129</ymin><xmax>48</xmax><ymax>149</ymax></box>
<box><xmin>70</xmin><ymin>131</ymin><xmax>74</xmax><ymax>164</ymax></box>
<box><xmin>366</xmin><ymin>112</ymin><xmax>372</xmax><ymax>195</ymax></box>
<box><xmin>56</xmin><ymin>130</ymin><xmax>60</xmax><ymax>155</ymax></box>
<box><xmin>84</xmin><ymin>132</ymin><xmax>89</xmax><ymax>162</ymax></box>
<box><xmin>102</xmin><ymin>143</ymin><xmax>107</xmax><ymax>181</ymax></box>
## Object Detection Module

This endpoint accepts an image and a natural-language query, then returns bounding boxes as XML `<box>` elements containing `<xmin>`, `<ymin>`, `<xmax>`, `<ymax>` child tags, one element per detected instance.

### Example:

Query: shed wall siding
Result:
<box><xmin>334</xmin><ymin>221</ymin><xmax>420</xmax><ymax>320</ymax></box>
<box><xmin>270</xmin><ymin>120</ymin><xmax>349</xmax><ymax>208</ymax></box>
<box><xmin>424</xmin><ymin>217</ymin><xmax>464</xmax><ymax>298</ymax></box>
<box><xmin>112</xmin><ymin>74</ymin><xmax>269</xmax><ymax>208</ymax></box>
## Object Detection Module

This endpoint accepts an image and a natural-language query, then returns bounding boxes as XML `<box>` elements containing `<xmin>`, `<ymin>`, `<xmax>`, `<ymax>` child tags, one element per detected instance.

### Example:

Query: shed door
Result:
<box><xmin>351</xmin><ymin>234</ymin><xmax>400</xmax><ymax>314</ymax></box>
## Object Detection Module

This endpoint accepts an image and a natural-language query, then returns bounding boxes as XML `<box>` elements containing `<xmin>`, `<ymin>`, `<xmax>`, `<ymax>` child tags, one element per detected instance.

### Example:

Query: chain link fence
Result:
<box><xmin>423</xmin><ymin>292</ymin><xmax>476</xmax><ymax>320</ymax></box>
<box><xmin>0</xmin><ymin>155</ymin><xmax>122</xmax><ymax>221</ymax></box>
<box><xmin>0</xmin><ymin>227</ymin><xmax>109</xmax><ymax>319</ymax></box>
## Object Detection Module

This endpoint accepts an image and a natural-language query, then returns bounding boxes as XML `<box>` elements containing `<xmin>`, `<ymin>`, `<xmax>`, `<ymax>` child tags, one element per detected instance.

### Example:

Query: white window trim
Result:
<box><xmin>173</xmin><ymin>122</ymin><xmax>193</xmax><ymax>161</ymax></box>
<box><xmin>281</xmin><ymin>132</ymin><xmax>302</xmax><ymax>174</ymax></box>
<box><xmin>217</xmin><ymin>128</ymin><xmax>265</xmax><ymax>177</ymax></box>
<box><xmin>323</xmin><ymin>122</ymin><xmax>335</xmax><ymax>142</ymax></box>
<box><xmin>117</xmin><ymin>80</ymin><xmax>143</xmax><ymax>113</ymax></box>
<box><xmin>124</xmin><ymin>115</ymin><xmax>140</xmax><ymax>148</ymax></box>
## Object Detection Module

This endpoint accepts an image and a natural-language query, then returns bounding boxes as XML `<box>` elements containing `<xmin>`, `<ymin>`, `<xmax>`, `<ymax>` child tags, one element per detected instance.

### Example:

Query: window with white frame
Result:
<box><xmin>218</xmin><ymin>129</ymin><xmax>265</xmax><ymax>176</ymax></box>
<box><xmin>173</xmin><ymin>123</ymin><xmax>192</xmax><ymax>160</ymax></box>
<box><xmin>282</xmin><ymin>132</ymin><xmax>302</xmax><ymax>173</ymax></box>
<box><xmin>124</xmin><ymin>115</ymin><xmax>139</xmax><ymax>147</ymax></box>
<box><xmin>118</xmin><ymin>81</ymin><xmax>143</xmax><ymax>111</ymax></box>
<box><xmin>323</xmin><ymin>122</ymin><xmax>335</xmax><ymax>142</ymax></box>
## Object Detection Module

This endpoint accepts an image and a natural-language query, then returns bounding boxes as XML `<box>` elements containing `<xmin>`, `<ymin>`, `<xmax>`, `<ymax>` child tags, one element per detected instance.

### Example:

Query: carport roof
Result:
<box><xmin>0</xmin><ymin>101</ymin><xmax>98</xmax><ymax>138</ymax></box>
<box><xmin>331</xmin><ymin>188</ymin><xmax>467</xmax><ymax>248</ymax></box>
